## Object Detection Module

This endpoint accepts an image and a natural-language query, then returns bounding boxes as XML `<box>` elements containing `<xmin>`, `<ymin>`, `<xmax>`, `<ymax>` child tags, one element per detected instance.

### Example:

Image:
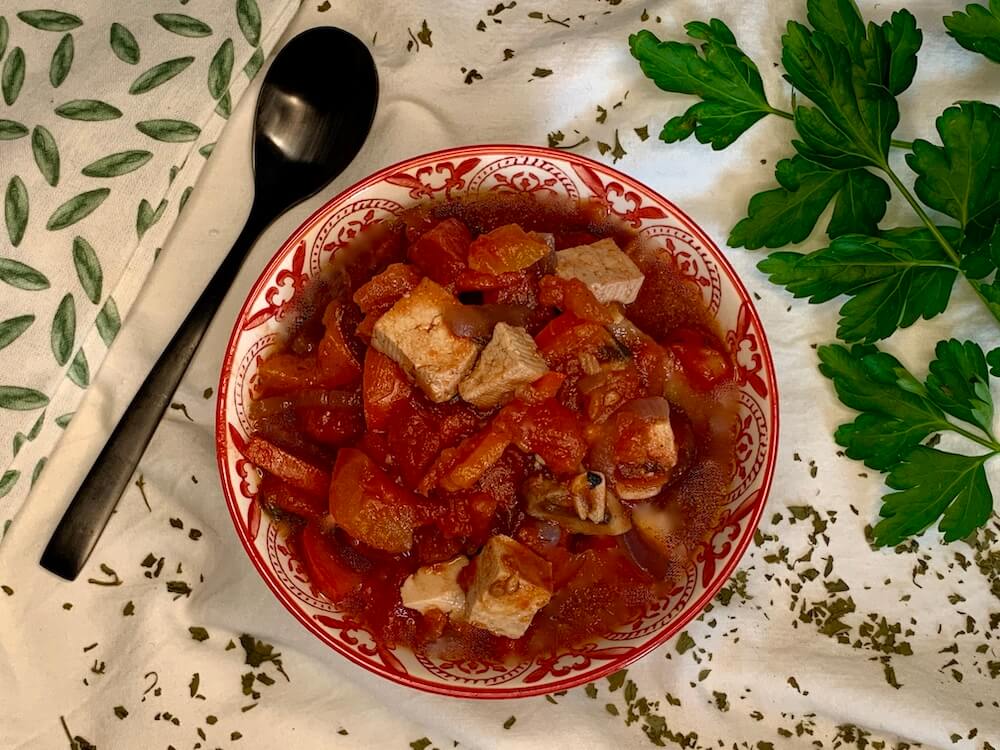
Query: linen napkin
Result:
<box><xmin>0</xmin><ymin>0</ymin><xmax>297</xmax><ymax>539</ymax></box>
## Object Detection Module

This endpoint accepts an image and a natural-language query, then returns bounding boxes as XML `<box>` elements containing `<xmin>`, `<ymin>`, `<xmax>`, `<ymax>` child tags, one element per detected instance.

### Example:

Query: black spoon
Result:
<box><xmin>40</xmin><ymin>27</ymin><xmax>379</xmax><ymax>581</ymax></box>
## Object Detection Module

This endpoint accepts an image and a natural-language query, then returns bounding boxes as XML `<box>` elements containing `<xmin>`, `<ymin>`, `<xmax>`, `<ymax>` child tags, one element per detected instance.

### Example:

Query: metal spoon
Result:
<box><xmin>40</xmin><ymin>27</ymin><xmax>379</xmax><ymax>581</ymax></box>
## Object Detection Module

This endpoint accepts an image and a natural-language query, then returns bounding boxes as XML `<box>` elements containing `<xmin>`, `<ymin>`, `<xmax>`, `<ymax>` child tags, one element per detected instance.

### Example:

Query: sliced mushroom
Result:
<box><xmin>523</xmin><ymin>474</ymin><xmax>631</xmax><ymax>536</ymax></box>
<box><xmin>569</xmin><ymin>471</ymin><xmax>606</xmax><ymax>523</ymax></box>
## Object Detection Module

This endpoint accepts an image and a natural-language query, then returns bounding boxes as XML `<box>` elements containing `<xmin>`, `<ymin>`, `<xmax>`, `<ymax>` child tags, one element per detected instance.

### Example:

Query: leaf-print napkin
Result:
<box><xmin>0</xmin><ymin>0</ymin><xmax>297</xmax><ymax>537</ymax></box>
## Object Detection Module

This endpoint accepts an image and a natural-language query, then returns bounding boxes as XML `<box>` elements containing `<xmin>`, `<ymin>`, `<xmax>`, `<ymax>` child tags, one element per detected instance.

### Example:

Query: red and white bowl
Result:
<box><xmin>215</xmin><ymin>145</ymin><xmax>779</xmax><ymax>698</ymax></box>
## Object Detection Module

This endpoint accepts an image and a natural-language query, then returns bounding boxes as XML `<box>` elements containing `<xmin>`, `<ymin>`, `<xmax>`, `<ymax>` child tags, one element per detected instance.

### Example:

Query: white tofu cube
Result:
<box><xmin>372</xmin><ymin>278</ymin><xmax>481</xmax><ymax>402</ymax></box>
<box><xmin>465</xmin><ymin>535</ymin><xmax>552</xmax><ymax>639</ymax></box>
<box><xmin>400</xmin><ymin>556</ymin><xmax>469</xmax><ymax>616</ymax></box>
<box><xmin>556</xmin><ymin>238</ymin><xmax>645</xmax><ymax>304</ymax></box>
<box><xmin>459</xmin><ymin>323</ymin><xmax>548</xmax><ymax>408</ymax></box>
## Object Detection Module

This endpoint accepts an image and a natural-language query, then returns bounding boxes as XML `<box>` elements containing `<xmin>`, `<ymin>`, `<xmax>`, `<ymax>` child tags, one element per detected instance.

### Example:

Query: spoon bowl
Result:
<box><xmin>253</xmin><ymin>27</ymin><xmax>378</xmax><ymax>218</ymax></box>
<box><xmin>40</xmin><ymin>27</ymin><xmax>378</xmax><ymax>582</ymax></box>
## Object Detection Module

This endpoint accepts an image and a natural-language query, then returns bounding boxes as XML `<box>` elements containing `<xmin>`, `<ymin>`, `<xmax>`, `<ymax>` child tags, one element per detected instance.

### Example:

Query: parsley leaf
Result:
<box><xmin>730</xmin><ymin>155</ymin><xmax>890</xmax><ymax>248</ymax></box>
<box><xmin>925</xmin><ymin>339</ymin><xmax>994</xmax><ymax>435</ymax></box>
<box><xmin>905</xmin><ymin>102</ymin><xmax>1000</xmax><ymax>254</ymax></box>
<box><xmin>817</xmin><ymin>344</ymin><xmax>953</xmax><ymax>470</ymax></box>
<box><xmin>987</xmin><ymin>345</ymin><xmax>1000</xmax><ymax>377</ymax></box>
<box><xmin>782</xmin><ymin>15</ymin><xmax>904</xmax><ymax>170</ymax></box>
<box><xmin>629</xmin><ymin>22</ymin><xmax>777</xmax><ymax>149</ymax></box>
<box><xmin>875</xmin><ymin>447</ymin><xmax>993</xmax><ymax>545</ymax></box>
<box><xmin>827</xmin><ymin>168</ymin><xmax>893</xmax><ymax>238</ymax></box>
<box><xmin>944</xmin><ymin>1</ymin><xmax>1000</xmax><ymax>64</ymax></box>
<box><xmin>805</xmin><ymin>2</ymin><xmax>921</xmax><ymax>94</ymax></box>
<box><xmin>881</xmin><ymin>9</ymin><xmax>923</xmax><ymax>96</ymax></box>
<box><xmin>759</xmin><ymin>228</ymin><xmax>959</xmax><ymax>342</ymax></box>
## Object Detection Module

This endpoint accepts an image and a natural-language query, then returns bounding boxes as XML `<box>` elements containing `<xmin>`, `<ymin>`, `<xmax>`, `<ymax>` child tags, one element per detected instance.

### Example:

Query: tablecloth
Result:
<box><xmin>1</xmin><ymin>1</ymin><xmax>998</xmax><ymax>748</ymax></box>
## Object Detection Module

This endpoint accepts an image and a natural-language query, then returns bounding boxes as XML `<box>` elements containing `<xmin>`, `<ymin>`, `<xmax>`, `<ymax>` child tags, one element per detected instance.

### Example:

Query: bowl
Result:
<box><xmin>215</xmin><ymin>144</ymin><xmax>778</xmax><ymax>698</ymax></box>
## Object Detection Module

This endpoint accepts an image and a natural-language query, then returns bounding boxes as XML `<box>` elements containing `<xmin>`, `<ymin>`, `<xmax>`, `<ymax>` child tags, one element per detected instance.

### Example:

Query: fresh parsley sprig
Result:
<box><xmin>630</xmin><ymin>2</ymin><xmax>1000</xmax><ymax>342</ymax></box>
<box><xmin>630</xmin><ymin>0</ymin><xmax>1000</xmax><ymax>546</ymax></box>
<box><xmin>818</xmin><ymin>340</ymin><xmax>997</xmax><ymax>545</ymax></box>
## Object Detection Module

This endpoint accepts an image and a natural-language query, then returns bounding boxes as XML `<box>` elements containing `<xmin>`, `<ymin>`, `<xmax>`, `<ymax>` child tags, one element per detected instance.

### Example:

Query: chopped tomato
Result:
<box><xmin>317</xmin><ymin>301</ymin><xmax>363</xmax><ymax>386</ymax></box>
<box><xmin>407</xmin><ymin>217</ymin><xmax>471</xmax><ymax>286</ymax></box>
<box><xmin>386</xmin><ymin>400</ymin><xmax>443</xmax><ymax>487</ymax></box>
<box><xmin>399</xmin><ymin>204</ymin><xmax>437</xmax><ymax>243</ymax></box>
<box><xmin>497</xmin><ymin>398</ymin><xmax>587</xmax><ymax>475</ymax></box>
<box><xmin>329</xmin><ymin>448</ymin><xmax>423</xmax><ymax>553</ymax></box>
<box><xmin>439</xmin><ymin>428</ymin><xmax>511</xmax><ymax>492</ymax></box>
<box><xmin>299</xmin><ymin>404</ymin><xmax>363</xmax><ymax>447</ymax></box>
<box><xmin>258</xmin><ymin>474</ymin><xmax>327</xmax><ymax>521</ymax></box>
<box><xmin>414</xmin><ymin>608</ymin><xmax>449</xmax><ymax>645</ymax></box>
<box><xmin>355</xmin><ymin>312</ymin><xmax>378</xmax><ymax>342</ymax></box>
<box><xmin>257</xmin><ymin>353</ymin><xmax>353</xmax><ymax>396</ymax></box>
<box><xmin>454</xmin><ymin>268</ymin><xmax>530</xmax><ymax>292</ymax></box>
<box><xmin>417</xmin><ymin>425</ymin><xmax>510</xmax><ymax>494</ymax></box>
<box><xmin>535</xmin><ymin>313</ymin><xmax>616</xmax><ymax>367</ymax></box>
<box><xmin>631</xmin><ymin>338</ymin><xmax>676</xmax><ymax>395</ymax></box>
<box><xmin>467</xmin><ymin>224</ymin><xmax>550</xmax><ymax>274</ymax></box>
<box><xmin>246</xmin><ymin>436</ymin><xmax>330</xmax><ymax>497</ymax></box>
<box><xmin>580</xmin><ymin>362</ymin><xmax>644</xmax><ymax>423</ymax></box>
<box><xmin>299</xmin><ymin>522</ymin><xmax>365</xmax><ymax>602</ymax></box>
<box><xmin>533</xmin><ymin>312</ymin><xmax>586</xmax><ymax>351</ymax></box>
<box><xmin>513</xmin><ymin>371</ymin><xmax>566</xmax><ymax>404</ymax></box>
<box><xmin>538</xmin><ymin>275</ymin><xmax>614</xmax><ymax>324</ymax></box>
<box><xmin>440</xmin><ymin>491</ymin><xmax>498</xmax><ymax>544</ymax></box>
<box><xmin>669</xmin><ymin>327</ymin><xmax>732</xmax><ymax>390</ymax></box>
<box><xmin>430</xmin><ymin>399</ymin><xmax>482</xmax><ymax>446</ymax></box>
<box><xmin>516</xmin><ymin>518</ymin><xmax>573</xmax><ymax>581</ymax></box>
<box><xmin>356</xmin><ymin>430</ymin><xmax>392</xmax><ymax>470</ymax></box>
<box><xmin>362</xmin><ymin>348</ymin><xmax>412</xmax><ymax>430</ymax></box>
<box><xmin>483</xmin><ymin>272</ymin><xmax>542</xmax><ymax>314</ymax></box>
<box><xmin>413</xmin><ymin>525</ymin><xmax>464</xmax><ymax>565</ymax></box>
<box><xmin>353</xmin><ymin>262</ymin><xmax>423</xmax><ymax>315</ymax></box>
<box><xmin>479</xmin><ymin>448</ymin><xmax>528</xmax><ymax>536</ymax></box>
<box><xmin>343</xmin><ymin>226</ymin><xmax>408</xmax><ymax>293</ymax></box>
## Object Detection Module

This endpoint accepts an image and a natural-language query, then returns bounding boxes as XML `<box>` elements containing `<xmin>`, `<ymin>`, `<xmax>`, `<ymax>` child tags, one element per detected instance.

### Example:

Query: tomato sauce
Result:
<box><xmin>246</xmin><ymin>193</ymin><xmax>740</xmax><ymax>662</ymax></box>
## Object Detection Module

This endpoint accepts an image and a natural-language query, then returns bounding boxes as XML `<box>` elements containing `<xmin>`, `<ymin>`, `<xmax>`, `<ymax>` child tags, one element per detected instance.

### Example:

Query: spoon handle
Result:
<box><xmin>40</xmin><ymin>207</ymin><xmax>268</xmax><ymax>581</ymax></box>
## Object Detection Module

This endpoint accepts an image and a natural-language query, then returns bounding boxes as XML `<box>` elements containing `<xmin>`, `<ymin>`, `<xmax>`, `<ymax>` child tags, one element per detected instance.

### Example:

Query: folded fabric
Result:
<box><xmin>0</xmin><ymin>0</ymin><xmax>298</xmax><ymax>540</ymax></box>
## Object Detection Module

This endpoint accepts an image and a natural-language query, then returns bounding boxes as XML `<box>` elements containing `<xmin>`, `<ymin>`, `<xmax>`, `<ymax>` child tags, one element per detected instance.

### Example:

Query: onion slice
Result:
<box><xmin>443</xmin><ymin>304</ymin><xmax>532</xmax><ymax>340</ymax></box>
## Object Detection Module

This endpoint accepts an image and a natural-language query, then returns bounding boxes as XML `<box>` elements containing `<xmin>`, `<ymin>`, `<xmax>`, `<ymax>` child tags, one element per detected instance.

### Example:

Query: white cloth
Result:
<box><xmin>1</xmin><ymin>2</ymin><xmax>997</xmax><ymax>748</ymax></box>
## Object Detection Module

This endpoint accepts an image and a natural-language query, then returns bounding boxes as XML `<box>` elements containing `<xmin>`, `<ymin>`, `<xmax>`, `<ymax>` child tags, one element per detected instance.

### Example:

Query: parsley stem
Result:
<box><xmin>769</xmin><ymin>108</ymin><xmax>913</xmax><ymax>150</ymax></box>
<box><xmin>883</xmin><ymin>166</ymin><xmax>962</xmax><ymax>265</ymax></box>
<box><xmin>949</xmin><ymin>424</ymin><xmax>1000</xmax><ymax>453</ymax></box>
<box><xmin>882</xmin><ymin>165</ymin><xmax>1000</xmax><ymax>329</ymax></box>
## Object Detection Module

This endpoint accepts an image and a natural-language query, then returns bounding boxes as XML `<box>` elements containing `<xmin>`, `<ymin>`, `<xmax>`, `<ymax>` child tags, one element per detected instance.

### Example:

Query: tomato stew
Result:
<box><xmin>247</xmin><ymin>194</ymin><xmax>739</xmax><ymax>663</ymax></box>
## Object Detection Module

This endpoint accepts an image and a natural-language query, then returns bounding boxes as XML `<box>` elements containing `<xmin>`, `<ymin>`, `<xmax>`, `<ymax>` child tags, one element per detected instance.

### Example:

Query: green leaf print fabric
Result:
<box><xmin>0</xmin><ymin>0</ymin><xmax>297</xmax><ymax>538</ymax></box>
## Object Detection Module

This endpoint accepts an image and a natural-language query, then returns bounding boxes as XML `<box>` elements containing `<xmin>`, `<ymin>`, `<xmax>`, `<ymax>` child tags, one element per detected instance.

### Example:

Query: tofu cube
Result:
<box><xmin>465</xmin><ymin>535</ymin><xmax>552</xmax><ymax>639</ymax></box>
<box><xmin>400</xmin><ymin>556</ymin><xmax>469</xmax><ymax>616</ymax></box>
<box><xmin>459</xmin><ymin>323</ymin><xmax>548</xmax><ymax>408</ymax></box>
<box><xmin>556</xmin><ymin>238</ymin><xmax>645</xmax><ymax>305</ymax></box>
<box><xmin>372</xmin><ymin>278</ymin><xmax>481</xmax><ymax>402</ymax></box>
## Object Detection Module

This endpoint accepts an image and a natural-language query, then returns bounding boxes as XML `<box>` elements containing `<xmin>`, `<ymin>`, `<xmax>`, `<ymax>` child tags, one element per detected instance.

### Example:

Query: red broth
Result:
<box><xmin>246</xmin><ymin>194</ymin><xmax>740</xmax><ymax>662</ymax></box>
